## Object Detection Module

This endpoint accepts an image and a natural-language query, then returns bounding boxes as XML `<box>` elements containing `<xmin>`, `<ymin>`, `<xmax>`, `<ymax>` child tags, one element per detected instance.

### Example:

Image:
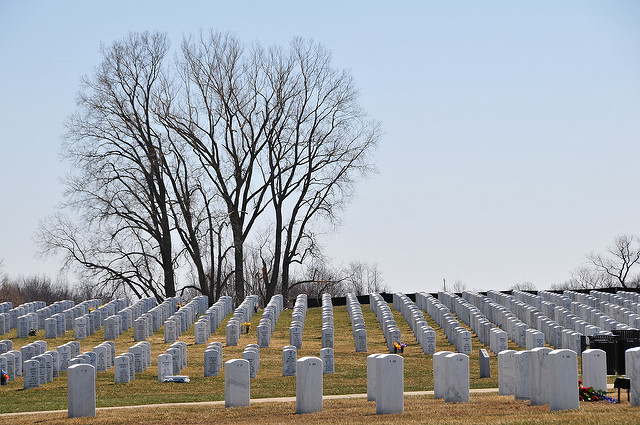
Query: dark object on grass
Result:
<box><xmin>614</xmin><ymin>377</ymin><xmax>630</xmax><ymax>402</ymax></box>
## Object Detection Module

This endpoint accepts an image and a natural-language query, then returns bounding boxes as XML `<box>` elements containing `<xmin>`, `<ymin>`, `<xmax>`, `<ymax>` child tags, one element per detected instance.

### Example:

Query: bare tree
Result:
<box><xmin>38</xmin><ymin>32</ymin><xmax>177</xmax><ymax>301</ymax></box>
<box><xmin>587</xmin><ymin>235</ymin><xmax>640</xmax><ymax>289</ymax></box>
<box><xmin>263</xmin><ymin>39</ymin><xmax>380</xmax><ymax>303</ymax></box>
<box><xmin>40</xmin><ymin>31</ymin><xmax>379</xmax><ymax>306</ymax></box>
<box><xmin>509</xmin><ymin>281</ymin><xmax>537</xmax><ymax>291</ymax></box>
<box><xmin>342</xmin><ymin>261</ymin><xmax>387</xmax><ymax>295</ymax></box>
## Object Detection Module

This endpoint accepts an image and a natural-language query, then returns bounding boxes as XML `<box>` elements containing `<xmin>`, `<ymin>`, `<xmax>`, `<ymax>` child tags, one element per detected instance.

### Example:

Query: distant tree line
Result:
<box><xmin>37</xmin><ymin>31</ymin><xmax>380</xmax><ymax>307</ymax></box>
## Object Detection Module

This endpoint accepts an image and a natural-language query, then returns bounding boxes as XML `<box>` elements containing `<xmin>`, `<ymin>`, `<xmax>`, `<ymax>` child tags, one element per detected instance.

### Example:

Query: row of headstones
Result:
<box><xmin>601</xmin><ymin>290</ymin><xmax>640</xmax><ymax>313</ymax></box>
<box><xmin>369</xmin><ymin>293</ymin><xmax>402</xmax><ymax>353</ymax></box>
<box><xmin>132</xmin><ymin>297</ymin><xmax>181</xmax><ymax>342</ymax></box>
<box><xmin>488</xmin><ymin>289</ymin><xmax>609</xmax><ymax>353</ymax></box>
<box><xmin>157</xmin><ymin>341</ymin><xmax>188</xmax><ymax>381</ymax></box>
<box><xmin>204</xmin><ymin>341</ymin><xmax>224</xmax><ymax>377</ymax></box>
<box><xmin>461</xmin><ymin>291</ymin><xmax>560</xmax><ymax>352</ymax></box>
<box><xmin>563</xmin><ymin>290</ymin><xmax>640</xmax><ymax>330</ymax></box>
<box><xmin>11</xmin><ymin>298</ymin><xmax>131</xmax><ymax>339</ymax></box>
<box><xmin>281</xmin><ymin>344</ymin><xmax>335</xmax><ymax>376</ymax></box>
<box><xmin>114</xmin><ymin>341</ymin><xmax>151</xmax><ymax>383</ymax></box>
<box><xmin>22</xmin><ymin>340</ymin><xmax>61</xmax><ymax>388</ymax></box>
<box><xmin>164</xmin><ymin>296</ymin><xmax>220</xmax><ymax>344</ymax></box>
<box><xmin>561</xmin><ymin>289</ymin><xmax>640</xmax><ymax>328</ymax></box>
<box><xmin>415</xmin><ymin>292</ymin><xmax>469</xmax><ymax>354</ymax></box>
<box><xmin>226</xmin><ymin>295</ymin><xmax>259</xmax><ymax>347</ymax></box>
<box><xmin>288</xmin><ymin>294</ymin><xmax>307</xmax><ymax>349</ymax></box>
<box><xmin>498</xmin><ymin>347</ymin><xmax>610</xmax><ymax>410</ymax></box>
<box><xmin>500</xmin><ymin>289</ymin><xmax>611</xmax><ymax>340</ymax></box>
<box><xmin>0</xmin><ymin>339</ymin><xmax>20</xmax><ymax>382</ymax></box>
<box><xmin>257</xmin><ymin>294</ymin><xmax>283</xmax><ymax>348</ymax></box>
<box><xmin>321</xmin><ymin>294</ymin><xmax>334</xmax><ymax>349</ymax></box>
<box><xmin>193</xmin><ymin>295</ymin><xmax>231</xmax><ymax>345</ymax></box>
<box><xmin>508</xmin><ymin>289</ymin><xmax>618</xmax><ymax>338</ymax></box>
<box><xmin>20</xmin><ymin>340</ymin><xmax>114</xmax><ymax>389</ymax></box>
<box><xmin>392</xmin><ymin>293</ymin><xmax>437</xmax><ymax>354</ymax></box>
<box><xmin>346</xmin><ymin>293</ymin><xmax>367</xmax><ymax>352</ymax></box>
<box><xmin>441</xmin><ymin>291</ymin><xmax>542</xmax><ymax>353</ymax></box>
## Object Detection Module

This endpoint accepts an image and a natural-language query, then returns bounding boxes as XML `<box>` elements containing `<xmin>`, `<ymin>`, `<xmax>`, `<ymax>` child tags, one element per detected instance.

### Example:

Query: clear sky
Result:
<box><xmin>1</xmin><ymin>1</ymin><xmax>639</xmax><ymax>294</ymax></box>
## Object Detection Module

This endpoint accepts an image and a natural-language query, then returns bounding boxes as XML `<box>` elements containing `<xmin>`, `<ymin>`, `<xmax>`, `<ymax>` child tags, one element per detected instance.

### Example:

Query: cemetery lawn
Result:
<box><xmin>3</xmin><ymin>393</ymin><xmax>640</xmax><ymax>424</ymax></box>
<box><xmin>0</xmin><ymin>302</ymin><xmax>630</xmax><ymax>422</ymax></box>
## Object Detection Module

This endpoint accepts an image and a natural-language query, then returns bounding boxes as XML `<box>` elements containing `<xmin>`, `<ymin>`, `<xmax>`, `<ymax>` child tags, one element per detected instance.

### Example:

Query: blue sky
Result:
<box><xmin>1</xmin><ymin>1</ymin><xmax>639</xmax><ymax>293</ymax></box>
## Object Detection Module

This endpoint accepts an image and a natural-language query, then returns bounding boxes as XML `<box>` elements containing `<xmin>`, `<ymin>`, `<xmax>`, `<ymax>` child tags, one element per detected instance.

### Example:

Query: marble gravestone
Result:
<box><xmin>375</xmin><ymin>354</ymin><xmax>404</xmax><ymax>414</ymax></box>
<box><xmin>114</xmin><ymin>356</ymin><xmax>130</xmax><ymax>384</ymax></box>
<box><xmin>529</xmin><ymin>347</ymin><xmax>552</xmax><ymax>406</ymax></box>
<box><xmin>204</xmin><ymin>349</ymin><xmax>219</xmax><ymax>377</ymax></box>
<box><xmin>23</xmin><ymin>359</ymin><xmax>40</xmax><ymax>389</ymax></box>
<box><xmin>225</xmin><ymin>359</ymin><xmax>250</xmax><ymax>408</ymax></box>
<box><xmin>444</xmin><ymin>353</ymin><xmax>469</xmax><ymax>403</ymax></box>
<box><xmin>582</xmin><ymin>349</ymin><xmax>607</xmax><ymax>392</ymax></box>
<box><xmin>320</xmin><ymin>347</ymin><xmax>334</xmax><ymax>375</ymax></box>
<box><xmin>625</xmin><ymin>347</ymin><xmax>640</xmax><ymax>406</ymax></box>
<box><xmin>498</xmin><ymin>350</ymin><xmax>517</xmax><ymax>396</ymax></box>
<box><xmin>367</xmin><ymin>354</ymin><xmax>383</xmax><ymax>401</ymax></box>
<box><xmin>549</xmin><ymin>349</ymin><xmax>579</xmax><ymax>411</ymax></box>
<box><xmin>296</xmin><ymin>356</ymin><xmax>323</xmax><ymax>414</ymax></box>
<box><xmin>479</xmin><ymin>349</ymin><xmax>490</xmax><ymax>378</ymax></box>
<box><xmin>164</xmin><ymin>320</ymin><xmax>177</xmax><ymax>344</ymax></box>
<box><xmin>433</xmin><ymin>351</ymin><xmax>453</xmax><ymax>399</ymax></box>
<box><xmin>158</xmin><ymin>353</ymin><xmax>173</xmax><ymax>382</ymax></box>
<box><xmin>67</xmin><ymin>364</ymin><xmax>96</xmax><ymax>418</ymax></box>
<box><xmin>514</xmin><ymin>351</ymin><xmax>531</xmax><ymax>400</ymax></box>
<box><xmin>282</xmin><ymin>348</ymin><xmax>296</xmax><ymax>377</ymax></box>
<box><xmin>354</xmin><ymin>328</ymin><xmax>367</xmax><ymax>352</ymax></box>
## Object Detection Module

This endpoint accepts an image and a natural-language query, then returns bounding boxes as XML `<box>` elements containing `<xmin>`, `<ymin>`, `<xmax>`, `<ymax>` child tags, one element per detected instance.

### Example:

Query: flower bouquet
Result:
<box><xmin>393</xmin><ymin>342</ymin><xmax>407</xmax><ymax>354</ymax></box>
<box><xmin>242</xmin><ymin>322</ymin><xmax>252</xmax><ymax>334</ymax></box>
<box><xmin>578</xmin><ymin>380</ymin><xmax>616</xmax><ymax>403</ymax></box>
<box><xmin>1</xmin><ymin>370</ymin><xmax>8</xmax><ymax>385</ymax></box>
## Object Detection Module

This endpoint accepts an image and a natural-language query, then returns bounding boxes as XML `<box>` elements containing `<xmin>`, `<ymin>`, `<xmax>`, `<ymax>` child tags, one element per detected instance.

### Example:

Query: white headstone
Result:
<box><xmin>529</xmin><ymin>347</ymin><xmax>552</xmax><ymax>406</ymax></box>
<box><xmin>164</xmin><ymin>320</ymin><xmax>177</xmax><ymax>344</ymax></box>
<box><xmin>582</xmin><ymin>348</ymin><xmax>607</xmax><ymax>392</ymax></box>
<box><xmin>444</xmin><ymin>353</ymin><xmax>470</xmax><ymax>403</ymax></box>
<box><xmin>129</xmin><ymin>346</ymin><xmax>144</xmax><ymax>373</ymax></box>
<box><xmin>433</xmin><ymin>351</ymin><xmax>453</xmax><ymax>399</ymax></box>
<box><xmin>549</xmin><ymin>349</ymin><xmax>579</xmax><ymax>411</ymax></box>
<box><xmin>67</xmin><ymin>364</ymin><xmax>96</xmax><ymax>418</ymax></box>
<box><xmin>625</xmin><ymin>347</ymin><xmax>640</xmax><ymax>406</ymax></box>
<box><xmin>93</xmin><ymin>346</ymin><xmax>108</xmax><ymax>372</ymax></box>
<box><xmin>282</xmin><ymin>348</ymin><xmax>297</xmax><ymax>377</ymax></box>
<box><xmin>74</xmin><ymin>317</ymin><xmax>87</xmax><ymax>340</ymax></box>
<box><xmin>114</xmin><ymin>356</ymin><xmax>130</xmax><ymax>384</ymax></box>
<box><xmin>514</xmin><ymin>350</ymin><xmax>531</xmax><ymax>400</ymax></box>
<box><xmin>375</xmin><ymin>354</ymin><xmax>404</xmax><ymax>414</ymax></box>
<box><xmin>498</xmin><ymin>350</ymin><xmax>517</xmax><ymax>396</ymax></box>
<box><xmin>355</xmin><ymin>328</ymin><xmax>367</xmax><ymax>352</ymax></box>
<box><xmin>320</xmin><ymin>347</ymin><xmax>334</xmax><ymax>375</ymax></box>
<box><xmin>225</xmin><ymin>359</ymin><xmax>250</xmax><ymax>408</ymax></box>
<box><xmin>158</xmin><ymin>353</ymin><xmax>173</xmax><ymax>382</ymax></box>
<box><xmin>296</xmin><ymin>356</ymin><xmax>323</xmax><ymax>414</ymax></box>
<box><xmin>242</xmin><ymin>350</ymin><xmax>257</xmax><ymax>379</ymax></box>
<box><xmin>23</xmin><ymin>359</ymin><xmax>40</xmax><ymax>389</ymax></box>
<box><xmin>204</xmin><ymin>349</ymin><xmax>219</xmax><ymax>377</ymax></box>
<box><xmin>367</xmin><ymin>354</ymin><xmax>382</xmax><ymax>401</ymax></box>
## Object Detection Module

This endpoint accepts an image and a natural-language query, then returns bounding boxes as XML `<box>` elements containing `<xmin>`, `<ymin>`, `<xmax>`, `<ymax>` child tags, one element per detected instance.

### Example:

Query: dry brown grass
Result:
<box><xmin>3</xmin><ymin>393</ymin><xmax>640</xmax><ymax>424</ymax></box>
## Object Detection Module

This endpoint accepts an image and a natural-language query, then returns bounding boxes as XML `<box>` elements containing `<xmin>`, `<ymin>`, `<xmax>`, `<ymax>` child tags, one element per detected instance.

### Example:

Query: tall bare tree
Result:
<box><xmin>587</xmin><ymin>235</ymin><xmax>640</xmax><ymax>288</ymax></box>
<box><xmin>39</xmin><ymin>32</ymin><xmax>177</xmax><ymax>300</ymax></box>
<box><xmin>40</xmin><ymin>31</ymin><xmax>379</xmax><ymax>305</ymax></box>
<box><xmin>264</xmin><ymin>39</ymin><xmax>380</xmax><ymax>303</ymax></box>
